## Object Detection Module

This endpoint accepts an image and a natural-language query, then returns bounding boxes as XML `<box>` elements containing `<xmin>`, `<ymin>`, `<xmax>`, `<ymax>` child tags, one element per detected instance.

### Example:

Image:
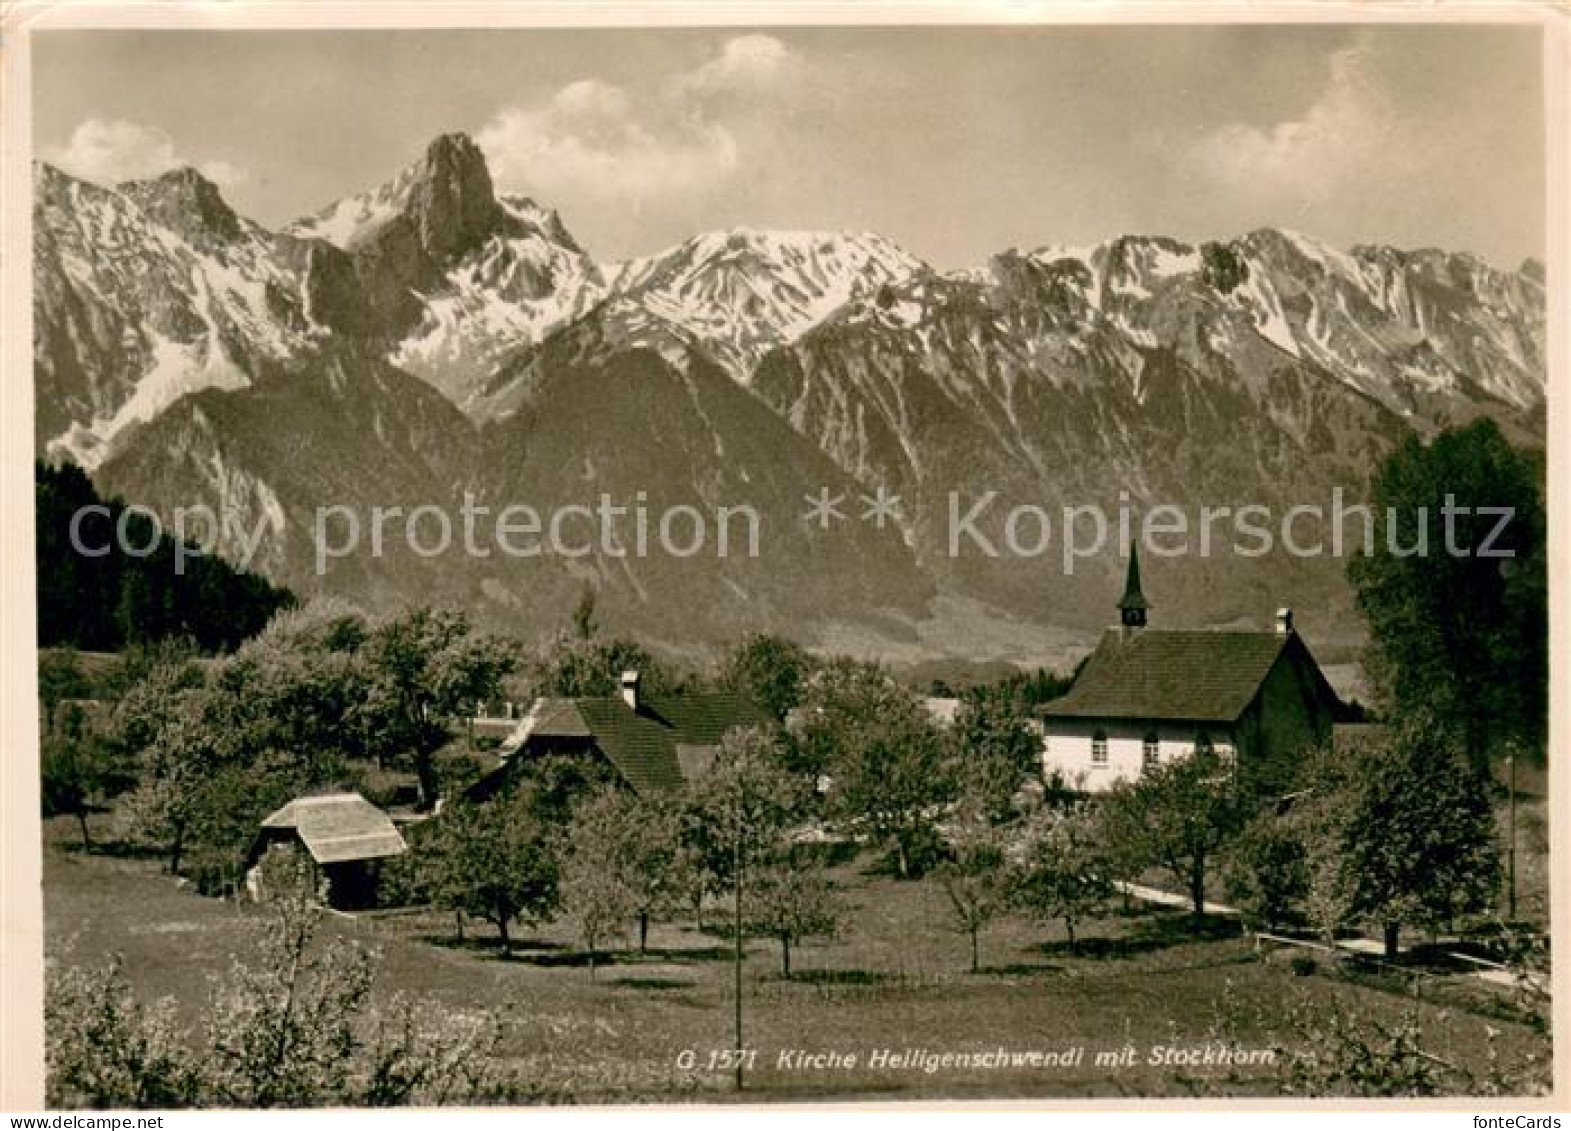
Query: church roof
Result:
<box><xmin>1118</xmin><ymin>544</ymin><xmax>1149</xmax><ymax>612</ymax></box>
<box><xmin>1043</xmin><ymin>629</ymin><xmax>1305</xmax><ymax>724</ymax></box>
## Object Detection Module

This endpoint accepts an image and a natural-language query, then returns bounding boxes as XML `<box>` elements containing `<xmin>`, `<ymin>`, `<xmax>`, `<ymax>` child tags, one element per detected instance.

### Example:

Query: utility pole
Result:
<box><xmin>732</xmin><ymin>775</ymin><xmax>745</xmax><ymax>1093</ymax></box>
<box><xmin>1507</xmin><ymin>750</ymin><xmax>1518</xmax><ymax>922</ymax></box>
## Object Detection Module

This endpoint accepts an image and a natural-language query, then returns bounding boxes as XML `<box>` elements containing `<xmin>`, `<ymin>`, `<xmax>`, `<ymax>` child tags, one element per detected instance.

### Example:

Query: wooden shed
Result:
<box><xmin>247</xmin><ymin>792</ymin><xmax>407</xmax><ymax>910</ymax></box>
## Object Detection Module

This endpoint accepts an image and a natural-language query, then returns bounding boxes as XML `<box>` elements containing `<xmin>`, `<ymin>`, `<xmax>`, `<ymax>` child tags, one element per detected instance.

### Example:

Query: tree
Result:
<box><xmin>936</xmin><ymin>811</ymin><xmax>1009</xmax><ymax>972</ymax></box>
<box><xmin>1335</xmin><ymin>720</ymin><xmax>1501</xmax><ymax>958</ymax></box>
<box><xmin>1348</xmin><ymin>419</ymin><xmax>1546</xmax><ymax>767</ymax></box>
<box><xmin>1098</xmin><ymin>746</ymin><xmax>1243</xmax><ymax>923</ymax></box>
<box><xmin>557</xmin><ymin>802</ymin><xmax>637</xmax><ymax>980</ymax></box>
<box><xmin>745</xmin><ymin>856</ymin><xmax>842</xmax><ymax>978</ymax></box>
<box><xmin>1277</xmin><ymin>995</ymin><xmax>1536</xmax><ymax>1097</ymax></box>
<box><xmin>544</xmin><ymin>636</ymin><xmax>677</xmax><ymax>700</ymax></box>
<box><xmin>109</xmin><ymin>609</ymin><xmax>370</xmax><ymax>883</ymax></box>
<box><xmin>203</xmin><ymin>851</ymin><xmax>374</xmax><ymax>1104</ymax></box>
<box><xmin>950</xmin><ymin>688</ymin><xmax>1041</xmax><ymax>823</ymax></box>
<box><xmin>571</xmin><ymin>584</ymin><xmax>598</xmax><ymax>642</ymax></box>
<box><xmin>105</xmin><ymin>647</ymin><xmax>205</xmax><ymax>758</ymax></box>
<box><xmin>181</xmin><ymin>764</ymin><xmax>305</xmax><ymax>897</ymax></box>
<box><xmin>557</xmin><ymin>786</ymin><xmax>686</xmax><ymax>977</ymax></box>
<box><xmin>1224</xmin><ymin>811</ymin><xmax>1311</xmax><ymax>933</ymax></box>
<box><xmin>620</xmin><ymin>796</ymin><xmax>686</xmax><ymax>952</ymax></box>
<box><xmin>114</xmin><ymin>686</ymin><xmax>219</xmax><ymax>876</ymax></box>
<box><xmin>682</xmin><ymin>726</ymin><xmax>808</xmax><ymax>893</ymax></box>
<box><xmin>501</xmin><ymin>749</ymin><xmax>619</xmax><ymax>828</ymax></box>
<box><xmin>1009</xmin><ymin>802</ymin><xmax>1113</xmax><ymax>954</ymax></box>
<box><xmin>1258</xmin><ymin>729</ymin><xmax>1503</xmax><ymax>958</ymax></box>
<box><xmin>41</xmin><ymin>706</ymin><xmax>129</xmax><ymax>850</ymax></box>
<box><xmin>362</xmin><ymin>608</ymin><xmax>515</xmax><ymax>808</ymax></box>
<box><xmin>38</xmin><ymin>648</ymin><xmax>90</xmax><ymax>736</ymax></box>
<box><xmin>409</xmin><ymin>814</ymin><xmax>475</xmax><ymax>944</ymax></box>
<box><xmin>46</xmin><ymin>957</ymin><xmax>199</xmax><ymax>1107</ymax></box>
<box><xmin>217</xmin><ymin>606</ymin><xmax>377</xmax><ymax>772</ymax></box>
<box><xmin>794</xmin><ymin>659</ymin><xmax>955</xmax><ymax>878</ymax></box>
<box><xmin>721</xmin><ymin>633</ymin><xmax>811</xmax><ymax>723</ymax></box>
<box><xmin>420</xmin><ymin>797</ymin><xmax>558</xmax><ymax>955</ymax></box>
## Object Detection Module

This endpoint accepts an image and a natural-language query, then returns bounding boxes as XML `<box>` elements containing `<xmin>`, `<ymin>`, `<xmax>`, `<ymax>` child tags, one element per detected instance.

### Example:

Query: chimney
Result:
<box><xmin>1275</xmin><ymin>608</ymin><xmax>1294</xmax><ymax>636</ymax></box>
<box><xmin>620</xmin><ymin>670</ymin><xmax>641</xmax><ymax>712</ymax></box>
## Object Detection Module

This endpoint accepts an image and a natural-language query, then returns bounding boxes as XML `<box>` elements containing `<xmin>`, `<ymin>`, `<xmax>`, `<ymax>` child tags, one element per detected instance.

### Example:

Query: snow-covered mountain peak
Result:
<box><xmin>33</xmin><ymin>163</ymin><xmax>316</xmax><ymax>467</ymax></box>
<box><xmin>592</xmin><ymin>227</ymin><xmax>926</xmax><ymax>381</ymax></box>
<box><xmin>615</xmin><ymin>227</ymin><xmax>923</xmax><ymax>289</ymax></box>
<box><xmin>286</xmin><ymin>170</ymin><xmax>413</xmax><ymax>250</ymax></box>
<box><xmin>118</xmin><ymin>165</ymin><xmax>247</xmax><ymax>243</ymax></box>
<box><xmin>498</xmin><ymin>194</ymin><xmax>585</xmax><ymax>253</ymax></box>
<box><xmin>1017</xmin><ymin>235</ymin><xmax>1203</xmax><ymax>318</ymax></box>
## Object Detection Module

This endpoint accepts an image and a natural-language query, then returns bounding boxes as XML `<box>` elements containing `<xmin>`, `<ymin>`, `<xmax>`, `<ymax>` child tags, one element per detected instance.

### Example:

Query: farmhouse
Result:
<box><xmin>1040</xmin><ymin>546</ymin><xmax>1341</xmax><ymax>795</ymax></box>
<box><xmin>922</xmin><ymin>696</ymin><xmax>964</xmax><ymax>728</ymax></box>
<box><xmin>246</xmin><ymin>792</ymin><xmax>408</xmax><ymax>910</ymax></box>
<box><xmin>470</xmin><ymin>671</ymin><xmax>769</xmax><ymax>799</ymax></box>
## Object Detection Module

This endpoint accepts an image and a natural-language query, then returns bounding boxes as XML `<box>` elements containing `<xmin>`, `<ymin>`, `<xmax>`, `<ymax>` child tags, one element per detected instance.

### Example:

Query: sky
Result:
<box><xmin>32</xmin><ymin>24</ymin><xmax>1546</xmax><ymax>271</ymax></box>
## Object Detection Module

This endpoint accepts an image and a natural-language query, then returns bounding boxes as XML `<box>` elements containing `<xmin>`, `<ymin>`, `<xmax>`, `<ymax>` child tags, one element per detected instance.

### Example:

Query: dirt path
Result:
<box><xmin>1112</xmin><ymin>882</ymin><xmax>1526</xmax><ymax>990</ymax></box>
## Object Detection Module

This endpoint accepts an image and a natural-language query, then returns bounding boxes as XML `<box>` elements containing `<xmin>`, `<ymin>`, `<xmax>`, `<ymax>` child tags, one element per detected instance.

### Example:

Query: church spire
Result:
<box><xmin>1118</xmin><ymin>541</ymin><xmax>1149</xmax><ymax>629</ymax></box>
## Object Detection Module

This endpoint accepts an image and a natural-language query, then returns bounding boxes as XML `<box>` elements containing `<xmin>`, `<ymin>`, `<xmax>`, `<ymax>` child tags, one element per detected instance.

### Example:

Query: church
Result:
<box><xmin>1039</xmin><ymin>546</ymin><xmax>1343</xmax><ymax>796</ymax></box>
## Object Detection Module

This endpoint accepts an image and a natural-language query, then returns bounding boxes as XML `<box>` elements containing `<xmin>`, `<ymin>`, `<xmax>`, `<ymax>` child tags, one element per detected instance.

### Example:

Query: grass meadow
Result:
<box><xmin>41</xmin><ymin>817</ymin><xmax>1549</xmax><ymax>1102</ymax></box>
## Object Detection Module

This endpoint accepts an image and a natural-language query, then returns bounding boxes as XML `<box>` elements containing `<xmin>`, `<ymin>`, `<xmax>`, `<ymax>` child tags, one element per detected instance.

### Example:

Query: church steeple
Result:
<box><xmin>1118</xmin><ymin>541</ymin><xmax>1149</xmax><ymax>629</ymax></box>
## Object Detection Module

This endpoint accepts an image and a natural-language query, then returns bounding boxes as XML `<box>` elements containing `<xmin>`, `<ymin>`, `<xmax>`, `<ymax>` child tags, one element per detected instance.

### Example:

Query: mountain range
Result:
<box><xmin>32</xmin><ymin>133</ymin><xmax>1547</xmax><ymax>670</ymax></box>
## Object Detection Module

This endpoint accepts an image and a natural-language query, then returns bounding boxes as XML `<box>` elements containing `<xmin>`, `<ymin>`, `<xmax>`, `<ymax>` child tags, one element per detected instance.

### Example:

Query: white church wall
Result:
<box><xmin>1040</xmin><ymin>719</ymin><xmax>1235</xmax><ymax>792</ymax></box>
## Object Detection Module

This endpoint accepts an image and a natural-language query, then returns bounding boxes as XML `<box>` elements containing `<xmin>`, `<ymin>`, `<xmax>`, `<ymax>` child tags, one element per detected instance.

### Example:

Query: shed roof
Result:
<box><xmin>1041</xmin><ymin>628</ymin><xmax>1306</xmax><ymax>724</ymax></box>
<box><xmin>260</xmin><ymin>792</ymin><xmax>407</xmax><ymax>865</ymax></box>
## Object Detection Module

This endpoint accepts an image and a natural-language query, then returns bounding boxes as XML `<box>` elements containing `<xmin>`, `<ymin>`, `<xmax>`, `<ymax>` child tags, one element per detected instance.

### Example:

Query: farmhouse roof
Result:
<box><xmin>922</xmin><ymin>696</ymin><xmax>964</xmax><ymax>728</ymax></box>
<box><xmin>260</xmin><ymin>792</ymin><xmax>407</xmax><ymax>865</ymax></box>
<box><xmin>1042</xmin><ymin>628</ymin><xmax>1327</xmax><ymax>724</ymax></box>
<box><xmin>571</xmin><ymin>692</ymin><xmax>770</xmax><ymax>795</ymax></box>
<box><xmin>499</xmin><ymin>696</ymin><xmax>592</xmax><ymax>752</ymax></box>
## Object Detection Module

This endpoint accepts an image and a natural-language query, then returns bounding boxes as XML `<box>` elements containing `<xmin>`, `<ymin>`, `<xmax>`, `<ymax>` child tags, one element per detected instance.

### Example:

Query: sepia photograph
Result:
<box><xmin>2</xmin><ymin>2</ymin><xmax>1562</xmax><ymax>1111</ymax></box>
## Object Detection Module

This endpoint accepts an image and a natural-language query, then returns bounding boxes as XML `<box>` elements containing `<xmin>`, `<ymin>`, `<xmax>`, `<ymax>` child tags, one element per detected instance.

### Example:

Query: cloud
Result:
<box><xmin>1188</xmin><ymin>46</ymin><xmax>1399</xmax><ymax>204</ymax></box>
<box><xmin>673</xmin><ymin>33</ymin><xmax>807</xmax><ymax>105</ymax></box>
<box><xmin>43</xmin><ymin>117</ymin><xmax>245</xmax><ymax>189</ymax></box>
<box><xmin>476</xmin><ymin>35</ymin><xmax>809</xmax><ymax>234</ymax></box>
<box><xmin>479</xmin><ymin>79</ymin><xmax>739</xmax><ymax>210</ymax></box>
